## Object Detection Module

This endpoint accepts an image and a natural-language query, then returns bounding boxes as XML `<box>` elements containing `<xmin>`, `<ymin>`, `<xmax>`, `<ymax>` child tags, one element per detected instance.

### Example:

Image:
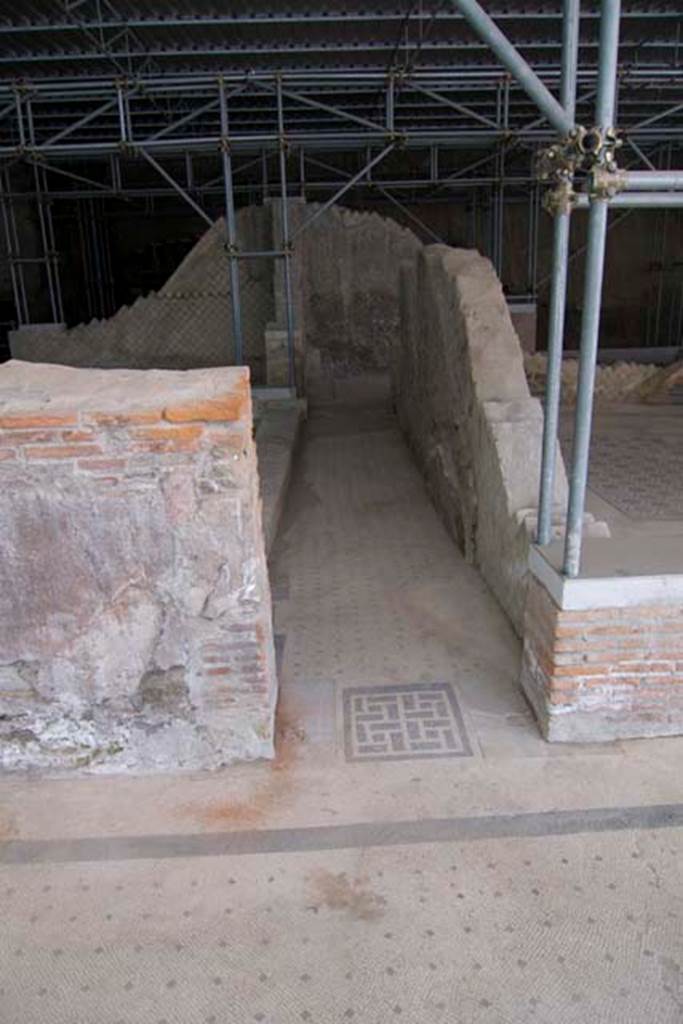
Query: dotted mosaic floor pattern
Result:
<box><xmin>2</xmin><ymin>828</ymin><xmax>682</xmax><ymax>1023</ymax></box>
<box><xmin>343</xmin><ymin>683</ymin><xmax>472</xmax><ymax>762</ymax></box>
<box><xmin>559</xmin><ymin>413</ymin><xmax>683</xmax><ymax>521</ymax></box>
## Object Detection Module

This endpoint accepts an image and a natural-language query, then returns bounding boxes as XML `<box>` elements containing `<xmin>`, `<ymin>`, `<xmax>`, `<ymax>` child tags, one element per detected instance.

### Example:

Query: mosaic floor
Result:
<box><xmin>559</xmin><ymin>407</ymin><xmax>683</xmax><ymax>521</ymax></box>
<box><xmin>343</xmin><ymin>683</ymin><xmax>472</xmax><ymax>762</ymax></box>
<box><xmin>2</xmin><ymin>376</ymin><xmax>683</xmax><ymax>1023</ymax></box>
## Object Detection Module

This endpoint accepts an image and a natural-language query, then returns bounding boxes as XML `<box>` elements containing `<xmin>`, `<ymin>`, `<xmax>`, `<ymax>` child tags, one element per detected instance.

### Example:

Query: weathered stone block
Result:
<box><xmin>0</xmin><ymin>360</ymin><xmax>277</xmax><ymax>772</ymax></box>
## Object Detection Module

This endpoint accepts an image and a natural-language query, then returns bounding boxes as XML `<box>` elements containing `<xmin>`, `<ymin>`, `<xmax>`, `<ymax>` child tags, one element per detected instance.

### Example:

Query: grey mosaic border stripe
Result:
<box><xmin>2</xmin><ymin>803</ymin><xmax>683</xmax><ymax>866</ymax></box>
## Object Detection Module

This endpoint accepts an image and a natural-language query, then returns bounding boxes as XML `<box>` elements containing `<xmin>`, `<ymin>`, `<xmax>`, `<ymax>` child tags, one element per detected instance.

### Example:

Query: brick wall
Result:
<box><xmin>520</xmin><ymin>573</ymin><xmax>683</xmax><ymax>742</ymax></box>
<box><xmin>0</xmin><ymin>360</ymin><xmax>277</xmax><ymax>772</ymax></box>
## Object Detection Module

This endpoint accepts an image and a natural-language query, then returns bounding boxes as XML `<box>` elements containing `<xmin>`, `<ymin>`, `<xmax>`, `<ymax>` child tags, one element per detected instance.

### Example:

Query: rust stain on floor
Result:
<box><xmin>178</xmin><ymin>706</ymin><xmax>304</xmax><ymax>830</ymax></box>
<box><xmin>307</xmin><ymin>870</ymin><xmax>387</xmax><ymax>922</ymax></box>
<box><xmin>0</xmin><ymin>813</ymin><xmax>18</xmax><ymax>840</ymax></box>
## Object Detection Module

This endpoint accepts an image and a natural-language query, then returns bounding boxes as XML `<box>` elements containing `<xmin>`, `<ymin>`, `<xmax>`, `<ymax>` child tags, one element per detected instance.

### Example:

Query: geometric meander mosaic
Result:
<box><xmin>343</xmin><ymin>682</ymin><xmax>472</xmax><ymax>762</ymax></box>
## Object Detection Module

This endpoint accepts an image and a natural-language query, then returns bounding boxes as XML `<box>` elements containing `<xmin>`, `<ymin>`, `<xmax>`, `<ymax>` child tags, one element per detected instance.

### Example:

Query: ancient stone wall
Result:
<box><xmin>10</xmin><ymin>201</ymin><xmax>422</xmax><ymax>378</ymax></box>
<box><xmin>0</xmin><ymin>360</ymin><xmax>277</xmax><ymax>772</ymax></box>
<box><xmin>10</xmin><ymin>207</ymin><xmax>276</xmax><ymax>376</ymax></box>
<box><xmin>393</xmin><ymin>246</ymin><xmax>569</xmax><ymax>634</ymax></box>
<box><xmin>296</xmin><ymin>204</ymin><xmax>422</xmax><ymax>371</ymax></box>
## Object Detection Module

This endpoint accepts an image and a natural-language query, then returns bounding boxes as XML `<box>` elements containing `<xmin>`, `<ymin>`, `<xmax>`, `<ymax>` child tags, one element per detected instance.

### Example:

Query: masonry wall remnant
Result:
<box><xmin>10</xmin><ymin>201</ymin><xmax>423</xmax><ymax>381</ymax></box>
<box><xmin>10</xmin><ymin>206</ymin><xmax>275</xmax><ymax>375</ymax></box>
<box><xmin>295</xmin><ymin>203</ymin><xmax>422</xmax><ymax>371</ymax></box>
<box><xmin>0</xmin><ymin>360</ymin><xmax>277</xmax><ymax>772</ymax></box>
<box><xmin>392</xmin><ymin>246</ymin><xmax>608</xmax><ymax>634</ymax></box>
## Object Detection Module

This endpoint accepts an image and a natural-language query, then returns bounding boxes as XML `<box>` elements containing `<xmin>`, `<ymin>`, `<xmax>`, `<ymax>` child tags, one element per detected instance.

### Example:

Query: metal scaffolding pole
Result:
<box><xmin>0</xmin><ymin>167</ymin><xmax>29</xmax><ymax>325</ymax></box>
<box><xmin>536</xmin><ymin>0</ymin><xmax>580</xmax><ymax>546</ymax></box>
<box><xmin>40</xmin><ymin>162</ymin><xmax>64</xmax><ymax>322</ymax></box>
<box><xmin>449</xmin><ymin>0</ymin><xmax>574</xmax><ymax>135</ymax></box>
<box><xmin>25</xmin><ymin>101</ymin><xmax>64</xmax><ymax>323</ymax></box>
<box><xmin>291</xmin><ymin>143</ymin><xmax>394</xmax><ymax>240</ymax></box>
<box><xmin>276</xmin><ymin>77</ymin><xmax>296</xmax><ymax>390</ymax></box>
<box><xmin>138</xmin><ymin>149</ymin><xmax>214</xmax><ymax>227</ymax></box>
<box><xmin>563</xmin><ymin>0</ymin><xmax>621</xmax><ymax>578</ymax></box>
<box><xmin>218</xmin><ymin>78</ymin><xmax>244</xmax><ymax>366</ymax></box>
<box><xmin>574</xmin><ymin>191</ymin><xmax>683</xmax><ymax>208</ymax></box>
<box><xmin>621</xmin><ymin>170</ymin><xmax>683</xmax><ymax>191</ymax></box>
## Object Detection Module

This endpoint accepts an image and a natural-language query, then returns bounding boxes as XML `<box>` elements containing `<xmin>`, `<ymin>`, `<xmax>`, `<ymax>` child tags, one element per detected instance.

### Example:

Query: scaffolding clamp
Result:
<box><xmin>578</xmin><ymin>125</ymin><xmax>622</xmax><ymax>171</ymax></box>
<box><xmin>588</xmin><ymin>166</ymin><xmax>628</xmax><ymax>200</ymax></box>
<box><xmin>543</xmin><ymin>179</ymin><xmax>576</xmax><ymax>216</ymax></box>
<box><xmin>536</xmin><ymin>130</ymin><xmax>582</xmax><ymax>184</ymax></box>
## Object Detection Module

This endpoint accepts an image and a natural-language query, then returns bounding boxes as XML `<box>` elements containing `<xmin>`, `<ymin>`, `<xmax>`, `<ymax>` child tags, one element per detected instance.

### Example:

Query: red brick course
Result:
<box><xmin>0</xmin><ymin>386</ymin><xmax>247</xmax><ymax>469</ymax></box>
<box><xmin>520</xmin><ymin>574</ymin><xmax>683</xmax><ymax>740</ymax></box>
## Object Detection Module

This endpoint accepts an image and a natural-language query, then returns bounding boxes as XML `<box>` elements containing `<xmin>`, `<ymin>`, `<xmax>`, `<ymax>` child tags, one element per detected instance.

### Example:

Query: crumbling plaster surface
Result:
<box><xmin>393</xmin><ymin>246</ymin><xmax>572</xmax><ymax>634</ymax></box>
<box><xmin>0</xmin><ymin>361</ymin><xmax>277</xmax><ymax>773</ymax></box>
<box><xmin>297</xmin><ymin>203</ymin><xmax>422</xmax><ymax>371</ymax></box>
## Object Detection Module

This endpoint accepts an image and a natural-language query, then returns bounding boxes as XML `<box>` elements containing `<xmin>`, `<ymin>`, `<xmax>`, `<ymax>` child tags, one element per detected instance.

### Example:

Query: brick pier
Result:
<box><xmin>521</xmin><ymin>555</ymin><xmax>683</xmax><ymax>742</ymax></box>
<box><xmin>0</xmin><ymin>360</ymin><xmax>277</xmax><ymax>772</ymax></box>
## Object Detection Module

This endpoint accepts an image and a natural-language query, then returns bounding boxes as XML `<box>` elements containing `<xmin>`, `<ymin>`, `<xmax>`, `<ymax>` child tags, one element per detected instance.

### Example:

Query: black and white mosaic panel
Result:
<box><xmin>343</xmin><ymin>682</ymin><xmax>472</xmax><ymax>762</ymax></box>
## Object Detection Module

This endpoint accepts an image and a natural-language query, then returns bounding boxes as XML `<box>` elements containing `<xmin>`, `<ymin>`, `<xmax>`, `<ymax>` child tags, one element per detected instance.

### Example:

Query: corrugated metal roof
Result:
<box><xmin>0</xmin><ymin>2</ymin><xmax>681</xmax><ymax>78</ymax></box>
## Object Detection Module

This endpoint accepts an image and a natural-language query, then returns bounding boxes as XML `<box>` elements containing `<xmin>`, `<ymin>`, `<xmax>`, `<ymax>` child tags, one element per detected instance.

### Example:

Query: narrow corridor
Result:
<box><xmin>270</xmin><ymin>372</ymin><xmax>534</xmax><ymax>760</ymax></box>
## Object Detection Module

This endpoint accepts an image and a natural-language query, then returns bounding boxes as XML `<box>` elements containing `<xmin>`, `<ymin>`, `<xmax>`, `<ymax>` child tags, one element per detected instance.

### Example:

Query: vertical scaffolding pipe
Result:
<box><xmin>88</xmin><ymin>198</ymin><xmax>105</xmax><ymax>317</ymax></box>
<box><xmin>0</xmin><ymin>168</ymin><xmax>28</xmax><ymax>325</ymax></box>
<box><xmin>563</xmin><ymin>0</ymin><xmax>621</xmax><ymax>577</ymax></box>
<box><xmin>13</xmin><ymin>88</ymin><xmax>25</xmax><ymax>148</ymax></box>
<box><xmin>116</xmin><ymin>84</ymin><xmax>128</xmax><ymax>144</ymax></box>
<box><xmin>537</xmin><ymin>210</ymin><xmax>572</xmax><ymax>543</ymax></box>
<box><xmin>560</xmin><ymin>0</ymin><xmax>581</xmax><ymax>118</ymax></box>
<box><xmin>536</xmin><ymin>0</ymin><xmax>580</xmax><ymax>545</ymax></box>
<box><xmin>218</xmin><ymin>78</ymin><xmax>244</xmax><ymax>366</ymax></box>
<box><xmin>497</xmin><ymin>78</ymin><xmax>509</xmax><ymax>280</ymax></box>
<box><xmin>386</xmin><ymin>74</ymin><xmax>395</xmax><ymax>133</ymax></box>
<box><xmin>2</xmin><ymin>167</ymin><xmax>29</xmax><ymax>324</ymax></box>
<box><xmin>526</xmin><ymin>155</ymin><xmax>536</xmax><ymax>289</ymax></box>
<box><xmin>276</xmin><ymin>77</ymin><xmax>296</xmax><ymax>390</ymax></box>
<box><xmin>261</xmin><ymin>148</ymin><xmax>268</xmax><ymax>201</ymax></box>
<box><xmin>41</xmin><ymin>163</ymin><xmax>64</xmax><ymax>322</ymax></box>
<box><xmin>25</xmin><ymin>99</ymin><xmax>62</xmax><ymax>323</ymax></box>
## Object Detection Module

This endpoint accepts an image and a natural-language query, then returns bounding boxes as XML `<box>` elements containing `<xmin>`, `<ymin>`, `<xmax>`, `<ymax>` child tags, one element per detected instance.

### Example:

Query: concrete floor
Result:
<box><xmin>2</xmin><ymin>374</ymin><xmax>683</xmax><ymax>1023</ymax></box>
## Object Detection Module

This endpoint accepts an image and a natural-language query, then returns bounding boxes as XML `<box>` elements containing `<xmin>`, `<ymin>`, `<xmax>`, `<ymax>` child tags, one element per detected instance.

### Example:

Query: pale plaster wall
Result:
<box><xmin>393</xmin><ymin>245</ymin><xmax>569</xmax><ymax>634</ymax></box>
